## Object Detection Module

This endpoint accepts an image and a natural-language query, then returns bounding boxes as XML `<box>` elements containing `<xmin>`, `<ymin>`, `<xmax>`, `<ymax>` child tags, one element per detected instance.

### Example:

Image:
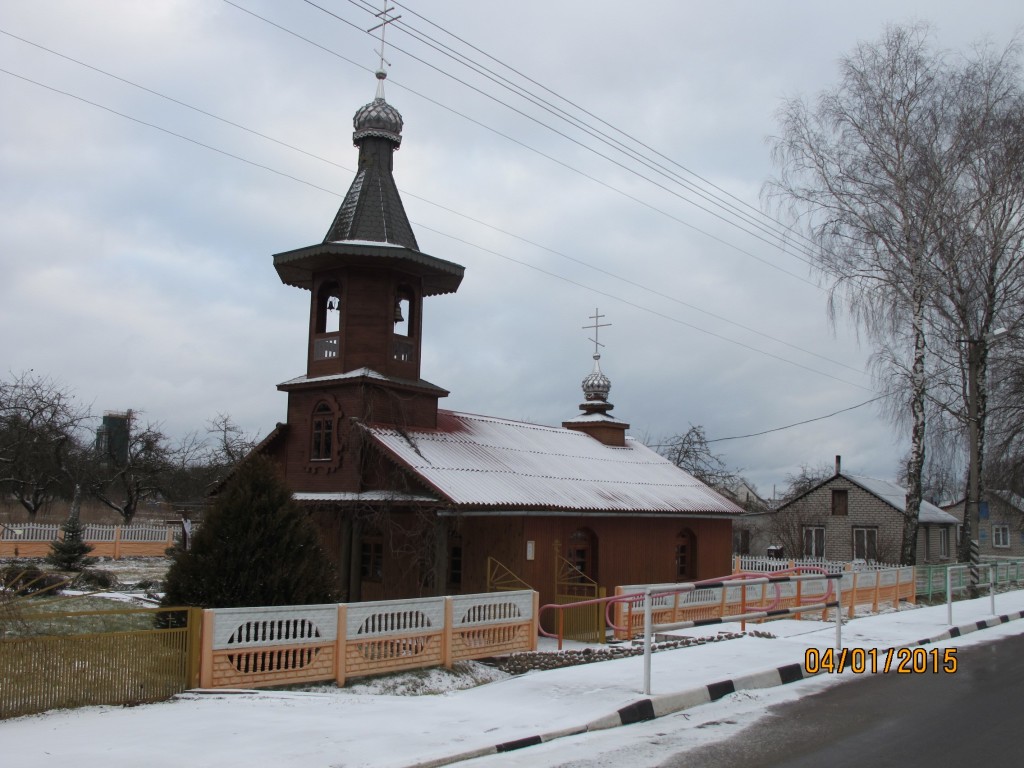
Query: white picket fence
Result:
<box><xmin>734</xmin><ymin>555</ymin><xmax>901</xmax><ymax>574</ymax></box>
<box><xmin>0</xmin><ymin>522</ymin><xmax>175</xmax><ymax>542</ymax></box>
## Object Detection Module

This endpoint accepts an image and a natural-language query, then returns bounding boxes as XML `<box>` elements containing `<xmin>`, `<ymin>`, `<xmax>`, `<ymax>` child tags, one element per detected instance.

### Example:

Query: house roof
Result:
<box><xmin>844</xmin><ymin>475</ymin><xmax>958</xmax><ymax>524</ymax></box>
<box><xmin>363</xmin><ymin>410</ymin><xmax>743</xmax><ymax>515</ymax></box>
<box><xmin>779</xmin><ymin>471</ymin><xmax>957</xmax><ymax>524</ymax></box>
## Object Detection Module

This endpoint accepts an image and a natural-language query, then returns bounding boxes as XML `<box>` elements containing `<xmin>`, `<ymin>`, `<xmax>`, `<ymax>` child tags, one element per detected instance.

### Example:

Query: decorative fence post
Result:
<box><xmin>199</xmin><ymin>609</ymin><xmax>215</xmax><ymax>688</ymax></box>
<box><xmin>334</xmin><ymin>605</ymin><xmax>347</xmax><ymax>687</ymax></box>
<box><xmin>442</xmin><ymin>597</ymin><xmax>454</xmax><ymax>669</ymax></box>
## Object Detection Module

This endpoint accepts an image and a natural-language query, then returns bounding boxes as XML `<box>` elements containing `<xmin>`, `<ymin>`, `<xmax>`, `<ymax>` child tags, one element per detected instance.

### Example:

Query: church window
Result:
<box><xmin>310</xmin><ymin>402</ymin><xmax>333</xmax><ymax>461</ymax></box>
<box><xmin>676</xmin><ymin>529</ymin><xmax>696</xmax><ymax>580</ymax></box>
<box><xmin>360</xmin><ymin>538</ymin><xmax>383</xmax><ymax>581</ymax></box>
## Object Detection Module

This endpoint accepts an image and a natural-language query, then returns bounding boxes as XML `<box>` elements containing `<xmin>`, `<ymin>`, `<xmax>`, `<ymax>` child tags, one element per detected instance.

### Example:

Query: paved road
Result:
<box><xmin>660</xmin><ymin>634</ymin><xmax>1024</xmax><ymax>767</ymax></box>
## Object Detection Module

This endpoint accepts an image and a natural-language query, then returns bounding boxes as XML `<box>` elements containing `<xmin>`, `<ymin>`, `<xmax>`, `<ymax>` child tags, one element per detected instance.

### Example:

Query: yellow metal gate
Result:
<box><xmin>555</xmin><ymin>556</ymin><xmax>606</xmax><ymax>643</ymax></box>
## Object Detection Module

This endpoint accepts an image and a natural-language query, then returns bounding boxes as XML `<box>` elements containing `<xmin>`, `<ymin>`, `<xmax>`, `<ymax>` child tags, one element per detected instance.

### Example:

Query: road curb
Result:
<box><xmin>401</xmin><ymin>611</ymin><xmax>1024</xmax><ymax>768</ymax></box>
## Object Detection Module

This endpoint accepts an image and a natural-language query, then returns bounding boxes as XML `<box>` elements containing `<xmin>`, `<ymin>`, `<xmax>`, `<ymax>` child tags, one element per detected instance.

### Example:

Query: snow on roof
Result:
<box><xmin>278</xmin><ymin>368</ymin><xmax>446</xmax><ymax>393</ymax></box>
<box><xmin>365</xmin><ymin>410</ymin><xmax>743</xmax><ymax>515</ymax></box>
<box><xmin>562</xmin><ymin>412</ymin><xmax>628</xmax><ymax>424</ymax></box>
<box><xmin>846</xmin><ymin>474</ymin><xmax>958</xmax><ymax>524</ymax></box>
<box><xmin>293</xmin><ymin>491</ymin><xmax>437</xmax><ymax>503</ymax></box>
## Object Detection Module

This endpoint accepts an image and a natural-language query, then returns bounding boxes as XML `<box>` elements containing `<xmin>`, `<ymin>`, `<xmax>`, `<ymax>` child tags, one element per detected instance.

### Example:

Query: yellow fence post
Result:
<box><xmin>848</xmin><ymin>572</ymin><xmax>858</xmax><ymax>619</ymax></box>
<box><xmin>335</xmin><ymin>604</ymin><xmax>347</xmax><ymax>687</ymax></box>
<box><xmin>795</xmin><ymin>578</ymin><xmax>803</xmax><ymax>621</ymax></box>
<box><xmin>199</xmin><ymin>609</ymin><xmax>215</xmax><ymax>688</ymax></box>
<box><xmin>894</xmin><ymin>568</ymin><xmax>901</xmax><ymax>612</ymax></box>
<box><xmin>113</xmin><ymin>526</ymin><xmax>122</xmax><ymax>560</ymax></box>
<box><xmin>186</xmin><ymin>607</ymin><xmax>203</xmax><ymax>689</ymax></box>
<box><xmin>442</xmin><ymin>597</ymin><xmax>454</xmax><ymax>669</ymax></box>
<box><xmin>873</xmin><ymin>571</ymin><xmax>881</xmax><ymax>613</ymax></box>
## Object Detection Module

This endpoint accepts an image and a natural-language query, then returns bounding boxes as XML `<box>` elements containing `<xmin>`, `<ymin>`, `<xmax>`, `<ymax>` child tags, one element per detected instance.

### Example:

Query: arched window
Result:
<box><xmin>676</xmin><ymin>529</ymin><xmax>697</xmax><ymax>581</ymax></box>
<box><xmin>393</xmin><ymin>286</ymin><xmax>413</xmax><ymax>337</ymax></box>
<box><xmin>391</xmin><ymin>286</ymin><xmax>416</xmax><ymax>362</ymax></box>
<box><xmin>313</xmin><ymin>282</ymin><xmax>342</xmax><ymax>360</ymax></box>
<box><xmin>310</xmin><ymin>402</ymin><xmax>334</xmax><ymax>461</ymax></box>
<box><xmin>566</xmin><ymin>528</ymin><xmax>597</xmax><ymax>582</ymax></box>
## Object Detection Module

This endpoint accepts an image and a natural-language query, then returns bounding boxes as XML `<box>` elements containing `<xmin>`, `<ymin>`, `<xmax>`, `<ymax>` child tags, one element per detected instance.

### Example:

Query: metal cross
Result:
<box><xmin>583</xmin><ymin>308</ymin><xmax>611</xmax><ymax>357</ymax></box>
<box><xmin>368</xmin><ymin>3</ymin><xmax>401</xmax><ymax>72</ymax></box>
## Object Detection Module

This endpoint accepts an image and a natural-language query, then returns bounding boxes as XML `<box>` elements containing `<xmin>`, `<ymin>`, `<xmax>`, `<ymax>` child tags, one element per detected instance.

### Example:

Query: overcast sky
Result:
<box><xmin>1</xmin><ymin>1</ymin><xmax>1020</xmax><ymax>496</ymax></box>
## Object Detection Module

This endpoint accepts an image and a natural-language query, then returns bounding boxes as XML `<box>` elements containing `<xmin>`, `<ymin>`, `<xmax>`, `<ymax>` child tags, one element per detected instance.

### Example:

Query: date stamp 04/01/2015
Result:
<box><xmin>804</xmin><ymin>647</ymin><xmax>958</xmax><ymax>675</ymax></box>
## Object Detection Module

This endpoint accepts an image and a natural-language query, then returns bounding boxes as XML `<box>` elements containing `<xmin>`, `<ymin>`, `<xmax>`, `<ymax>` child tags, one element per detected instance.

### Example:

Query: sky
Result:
<box><xmin>1</xmin><ymin>1</ymin><xmax>1021</xmax><ymax>495</ymax></box>
<box><xmin>4</xmin><ymin>590</ymin><xmax>1024</xmax><ymax>767</ymax></box>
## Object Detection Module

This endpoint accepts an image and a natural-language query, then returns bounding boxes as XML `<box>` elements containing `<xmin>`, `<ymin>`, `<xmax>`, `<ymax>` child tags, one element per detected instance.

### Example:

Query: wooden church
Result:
<box><xmin>257</xmin><ymin>68</ymin><xmax>743</xmax><ymax>610</ymax></box>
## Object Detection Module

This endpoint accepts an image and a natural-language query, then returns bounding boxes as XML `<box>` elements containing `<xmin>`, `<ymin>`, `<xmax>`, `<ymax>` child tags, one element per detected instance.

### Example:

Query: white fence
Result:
<box><xmin>734</xmin><ymin>555</ymin><xmax>901</xmax><ymax>574</ymax></box>
<box><xmin>0</xmin><ymin>522</ymin><xmax>179</xmax><ymax>558</ymax></box>
<box><xmin>199</xmin><ymin>590</ymin><xmax>538</xmax><ymax>689</ymax></box>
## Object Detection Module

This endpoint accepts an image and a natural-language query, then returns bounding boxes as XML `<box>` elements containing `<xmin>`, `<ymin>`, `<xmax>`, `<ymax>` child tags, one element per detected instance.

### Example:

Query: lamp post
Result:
<box><xmin>962</xmin><ymin>327</ymin><xmax>1007</xmax><ymax>596</ymax></box>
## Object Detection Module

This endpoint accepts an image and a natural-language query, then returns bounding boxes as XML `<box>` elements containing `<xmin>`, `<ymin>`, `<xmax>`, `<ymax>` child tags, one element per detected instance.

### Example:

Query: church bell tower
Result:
<box><xmin>272</xmin><ymin>68</ymin><xmax>463</xmax><ymax>489</ymax></box>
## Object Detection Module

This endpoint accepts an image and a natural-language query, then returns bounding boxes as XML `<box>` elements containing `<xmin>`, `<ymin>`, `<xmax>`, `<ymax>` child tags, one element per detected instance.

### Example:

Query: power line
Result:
<box><xmin>706</xmin><ymin>395</ymin><xmax>890</xmax><ymax>443</ymax></box>
<box><xmin>235</xmin><ymin>0</ymin><xmax>822</xmax><ymax>287</ymax></box>
<box><xmin>0</xmin><ymin>64</ymin><xmax>873</xmax><ymax>392</ymax></box>
<box><xmin>0</xmin><ymin>25</ymin><xmax>860</xmax><ymax>374</ymax></box>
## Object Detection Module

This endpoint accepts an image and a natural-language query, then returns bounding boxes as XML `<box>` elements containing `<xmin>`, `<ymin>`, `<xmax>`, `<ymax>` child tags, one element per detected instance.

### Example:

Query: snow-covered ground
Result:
<box><xmin>4</xmin><ymin>591</ymin><xmax>1023</xmax><ymax>768</ymax></box>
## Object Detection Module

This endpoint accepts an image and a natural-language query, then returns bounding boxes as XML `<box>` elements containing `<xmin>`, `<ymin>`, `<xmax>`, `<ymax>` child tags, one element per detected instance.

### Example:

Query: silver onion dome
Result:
<box><xmin>352</xmin><ymin>69</ymin><xmax>404</xmax><ymax>146</ymax></box>
<box><xmin>582</xmin><ymin>355</ymin><xmax>611</xmax><ymax>402</ymax></box>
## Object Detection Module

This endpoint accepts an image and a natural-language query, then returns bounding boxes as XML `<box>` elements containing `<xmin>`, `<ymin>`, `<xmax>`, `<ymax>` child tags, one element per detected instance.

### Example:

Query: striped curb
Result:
<box><xmin>401</xmin><ymin>611</ymin><xmax>1024</xmax><ymax>768</ymax></box>
<box><xmin>912</xmin><ymin>609</ymin><xmax>1024</xmax><ymax>645</ymax></box>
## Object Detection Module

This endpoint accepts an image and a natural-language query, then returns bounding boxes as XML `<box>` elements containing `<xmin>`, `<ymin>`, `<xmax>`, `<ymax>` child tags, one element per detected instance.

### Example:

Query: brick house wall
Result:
<box><xmin>734</xmin><ymin>475</ymin><xmax>955</xmax><ymax>564</ymax></box>
<box><xmin>944</xmin><ymin>495</ymin><xmax>1024</xmax><ymax>558</ymax></box>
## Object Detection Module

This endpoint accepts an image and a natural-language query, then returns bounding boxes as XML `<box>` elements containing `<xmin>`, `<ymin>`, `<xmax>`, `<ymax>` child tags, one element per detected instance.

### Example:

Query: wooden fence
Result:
<box><xmin>0</xmin><ymin>523</ymin><xmax>177</xmax><ymax>559</ymax></box>
<box><xmin>613</xmin><ymin>566</ymin><xmax>915</xmax><ymax>640</ymax></box>
<box><xmin>0</xmin><ymin>606</ymin><xmax>200</xmax><ymax>719</ymax></box>
<box><xmin>199</xmin><ymin>590</ymin><xmax>539</xmax><ymax>689</ymax></box>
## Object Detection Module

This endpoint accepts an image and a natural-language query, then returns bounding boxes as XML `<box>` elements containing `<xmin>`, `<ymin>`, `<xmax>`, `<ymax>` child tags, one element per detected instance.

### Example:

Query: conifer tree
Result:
<box><xmin>46</xmin><ymin>485</ymin><xmax>96</xmax><ymax>571</ymax></box>
<box><xmin>162</xmin><ymin>455</ymin><xmax>338</xmax><ymax>608</ymax></box>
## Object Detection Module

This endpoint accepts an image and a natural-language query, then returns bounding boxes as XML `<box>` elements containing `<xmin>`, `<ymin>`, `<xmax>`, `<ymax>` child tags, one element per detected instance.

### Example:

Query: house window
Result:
<box><xmin>567</xmin><ymin>528</ymin><xmax>595</xmax><ymax>582</ymax></box>
<box><xmin>939</xmin><ymin>527</ymin><xmax>950</xmax><ymax>558</ymax></box>
<box><xmin>831</xmin><ymin>489</ymin><xmax>848</xmax><ymax>516</ymax></box>
<box><xmin>310</xmin><ymin>402</ymin><xmax>333</xmax><ymax>461</ymax></box>
<box><xmin>360</xmin><ymin>538</ymin><xmax>383</xmax><ymax>581</ymax></box>
<box><xmin>852</xmin><ymin>527</ymin><xmax>878</xmax><ymax>562</ymax></box>
<box><xmin>448</xmin><ymin>543</ymin><xmax>463</xmax><ymax>587</ymax></box>
<box><xmin>803</xmin><ymin>526</ymin><xmax>825</xmax><ymax>558</ymax></box>
<box><xmin>993</xmin><ymin>525</ymin><xmax>1011</xmax><ymax>549</ymax></box>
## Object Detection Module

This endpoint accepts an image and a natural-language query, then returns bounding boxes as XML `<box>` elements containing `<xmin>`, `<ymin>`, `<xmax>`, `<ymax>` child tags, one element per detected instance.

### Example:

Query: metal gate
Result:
<box><xmin>555</xmin><ymin>555</ymin><xmax>606</xmax><ymax>643</ymax></box>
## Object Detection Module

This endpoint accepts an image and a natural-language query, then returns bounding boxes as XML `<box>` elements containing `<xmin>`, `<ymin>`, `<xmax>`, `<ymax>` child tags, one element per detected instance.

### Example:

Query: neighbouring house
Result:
<box><xmin>255</xmin><ymin>69</ymin><xmax>744</xmax><ymax>613</ymax></box>
<box><xmin>944</xmin><ymin>491</ymin><xmax>1024</xmax><ymax>558</ymax></box>
<box><xmin>734</xmin><ymin>456</ymin><xmax>958</xmax><ymax>564</ymax></box>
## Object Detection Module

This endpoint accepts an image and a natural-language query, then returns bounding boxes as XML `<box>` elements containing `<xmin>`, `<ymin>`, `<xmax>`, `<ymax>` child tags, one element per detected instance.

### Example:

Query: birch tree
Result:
<box><xmin>767</xmin><ymin>24</ymin><xmax>1023</xmax><ymax>563</ymax></box>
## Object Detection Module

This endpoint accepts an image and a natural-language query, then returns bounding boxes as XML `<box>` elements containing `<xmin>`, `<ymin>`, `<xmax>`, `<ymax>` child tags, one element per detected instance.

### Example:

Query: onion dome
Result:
<box><xmin>352</xmin><ymin>69</ymin><xmax>403</xmax><ymax>146</ymax></box>
<box><xmin>582</xmin><ymin>355</ymin><xmax>611</xmax><ymax>402</ymax></box>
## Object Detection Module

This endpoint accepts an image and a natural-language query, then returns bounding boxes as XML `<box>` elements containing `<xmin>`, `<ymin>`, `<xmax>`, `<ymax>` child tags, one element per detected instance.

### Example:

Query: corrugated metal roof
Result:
<box><xmin>846</xmin><ymin>475</ymin><xmax>958</xmax><ymax>524</ymax></box>
<box><xmin>365</xmin><ymin>410</ymin><xmax>743</xmax><ymax>515</ymax></box>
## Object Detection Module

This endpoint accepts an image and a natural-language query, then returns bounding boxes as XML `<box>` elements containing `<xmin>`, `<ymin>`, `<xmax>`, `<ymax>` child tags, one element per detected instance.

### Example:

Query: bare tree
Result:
<box><xmin>780</xmin><ymin>462</ymin><xmax>835</xmax><ymax>502</ymax></box>
<box><xmin>0</xmin><ymin>372</ymin><xmax>90</xmax><ymax>517</ymax></box>
<box><xmin>89</xmin><ymin>412</ymin><xmax>201</xmax><ymax>524</ymax></box>
<box><xmin>766</xmin><ymin>24</ymin><xmax>1024</xmax><ymax>564</ymax></box>
<box><xmin>655</xmin><ymin>425</ymin><xmax>737</xmax><ymax>489</ymax></box>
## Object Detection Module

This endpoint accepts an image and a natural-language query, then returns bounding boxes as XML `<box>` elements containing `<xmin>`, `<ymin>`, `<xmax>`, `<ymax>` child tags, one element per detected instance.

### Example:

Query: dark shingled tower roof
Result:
<box><xmin>323</xmin><ymin>71</ymin><xmax>418</xmax><ymax>249</ymax></box>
